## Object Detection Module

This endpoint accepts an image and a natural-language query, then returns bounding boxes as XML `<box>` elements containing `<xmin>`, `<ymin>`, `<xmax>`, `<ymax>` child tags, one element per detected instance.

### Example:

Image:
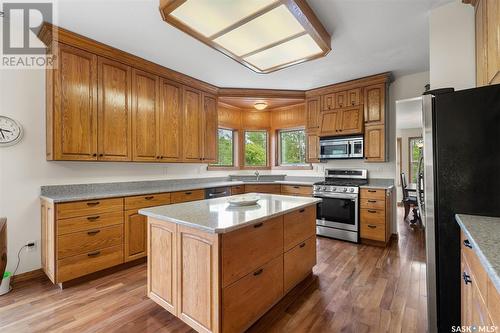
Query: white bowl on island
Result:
<box><xmin>227</xmin><ymin>195</ymin><xmax>261</xmax><ymax>207</ymax></box>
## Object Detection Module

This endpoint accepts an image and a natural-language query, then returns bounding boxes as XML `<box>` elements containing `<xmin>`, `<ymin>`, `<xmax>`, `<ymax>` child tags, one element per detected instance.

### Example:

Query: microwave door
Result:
<box><xmin>320</xmin><ymin>140</ymin><xmax>350</xmax><ymax>158</ymax></box>
<box><xmin>349</xmin><ymin>140</ymin><xmax>364</xmax><ymax>158</ymax></box>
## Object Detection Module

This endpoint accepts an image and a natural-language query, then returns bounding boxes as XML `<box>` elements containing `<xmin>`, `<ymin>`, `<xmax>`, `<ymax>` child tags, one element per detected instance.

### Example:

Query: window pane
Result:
<box><xmin>244</xmin><ymin>131</ymin><xmax>267</xmax><ymax>166</ymax></box>
<box><xmin>212</xmin><ymin>129</ymin><xmax>234</xmax><ymax>166</ymax></box>
<box><xmin>280</xmin><ymin>129</ymin><xmax>306</xmax><ymax>165</ymax></box>
<box><xmin>409</xmin><ymin>137</ymin><xmax>423</xmax><ymax>183</ymax></box>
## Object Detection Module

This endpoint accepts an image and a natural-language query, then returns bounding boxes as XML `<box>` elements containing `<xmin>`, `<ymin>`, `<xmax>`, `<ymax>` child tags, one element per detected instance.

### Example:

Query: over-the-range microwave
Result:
<box><xmin>319</xmin><ymin>136</ymin><xmax>364</xmax><ymax>159</ymax></box>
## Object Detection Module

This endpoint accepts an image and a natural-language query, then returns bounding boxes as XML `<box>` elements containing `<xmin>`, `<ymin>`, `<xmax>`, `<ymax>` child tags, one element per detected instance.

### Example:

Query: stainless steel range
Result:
<box><xmin>313</xmin><ymin>168</ymin><xmax>368</xmax><ymax>243</ymax></box>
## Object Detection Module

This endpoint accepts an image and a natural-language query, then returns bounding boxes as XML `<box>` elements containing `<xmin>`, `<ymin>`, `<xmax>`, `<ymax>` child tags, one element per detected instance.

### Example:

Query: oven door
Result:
<box><xmin>315</xmin><ymin>193</ymin><xmax>358</xmax><ymax>232</ymax></box>
<box><xmin>319</xmin><ymin>139</ymin><xmax>350</xmax><ymax>159</ymax></box>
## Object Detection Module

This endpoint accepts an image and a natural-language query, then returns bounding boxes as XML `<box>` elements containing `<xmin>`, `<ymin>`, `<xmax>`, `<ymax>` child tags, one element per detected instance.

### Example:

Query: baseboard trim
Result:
<box><xmin>12</xmin><ymin>268</ymin><xmax>45</xmax><ymax>285</ymax></box>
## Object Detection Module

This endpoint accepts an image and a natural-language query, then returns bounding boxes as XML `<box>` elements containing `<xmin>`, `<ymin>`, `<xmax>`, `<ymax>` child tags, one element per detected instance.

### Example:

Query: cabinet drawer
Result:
<box><xmin>360</xmin><ymin>198</ymin><xmax>386</xmax><ymax>210</ymax></box>
<box><xmin>281</xmin><ymin>185</ymin><xmax>312</xmax><ymax>196</ymax></box>
<box><xmin>57</xmin><ymin>245</ymin><xmax>123</xmax><ymax>282</ymax></box>
<box><xmin>56</xmin><ymin>198</ymin><xmax>124</xmax><ymax>219</ymax></box>
<box><xmin>230</xmin><ymin>185</ymin><xmax>245</xmax><ymax>195</ymax></box>
<box><xmin>360</xmin><ymin>188</ymin><xmax>386</xmax><ymax>200</ymax></box>
<box><xmin>222</xmin><ymin>216</ymin><xmax>283</xmax><ymax>287</ymax></box>
<box><xmin>244</xmin><ymin>184</ymin><xmax>281</xmax><ymax>194</ymax></box>
<box><xmin>360</xmin><ymin>221</ymin><xmax>386</xmax><ymax>242</ymax></box>
<box><xmin>57</xmin><ymin>225</ymin><xmax>123</xmax><ymax>259</ymax></box>
<box><xmin>361</xmin><ymin>208</ymin><xmax>385</xmax><ymax>223</ymax></box>
<box><xmin>57</xmin><ymin>211</ymin><xmax>123</xmax><ymax>235</ymax></box>
<box><xmin>171</xmin><ymin>189</ymin><xmax>205</xmax><ymax>203</ymax></box>
<box><xmin>284</xmin><ymin>205</ymin><xmax>316</xmax><ymax>251</ymax></box>
<box><xmin>222</xmin><ymin>255</ymin><xmax>283</xmax><ymax>333</ymax></box>
<box><xmin>284</xmin><ymin>236</ymin><xmax>316</xmax><ymax>292</ymax></box>
<box><xmin>124</xmin><ymin>193</ymin><xmax>171</xmax><ymax>210</ymax></box>
<box><xmin>461</xmin><ymin>232</ymin><xmax>488</xmax><ymax>298</ymax></box>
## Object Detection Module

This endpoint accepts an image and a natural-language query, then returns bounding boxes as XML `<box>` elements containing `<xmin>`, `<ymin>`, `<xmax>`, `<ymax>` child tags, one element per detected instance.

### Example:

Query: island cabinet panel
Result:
<box><xmin>283</xmin><ymin>205</ymin><xmax>316</xmax><ymax>251</ymax></box>
<box><xmin>97</xmin><ymin>57</ymin><xmax>132</xmax><ymax>161</ymax></box>
<box><xmin>221</xmin><ymin>216</ymin><xmax>284</xmax><ymax>287</ymax></box>
<box><xmin>148</xmin><ymin>219</ymin><xmax>177</xmax><ymax>315</ymax></box>
<box><xmin>52</xmin><ymin>44</ymin><xmax>98</xmax><ymax>161</ymax></box>
<box><xmin>182</xmin><ymin>87</ymin><xmax>203</xmax><ymax>161</ymax></box>
<box><xmin>202</xmin><ymin>93</ymin><xmax>218</xmax><ymax>163</ymax></box>
<box><xmin>159</xmin><ymin>79</ymin><xmax>183</xmax><ymax>161</ymax></box>
<box><xmin>171</xmin><ymin>189</ymin><xmax>205</xmax><ymax>203</ymax></box>
<box><xmin>177</xmin><ymin>225</ymin><xmax>219</xmax><ymax>333</ymax></box>
<box><xmin>244</xmin><ymin>184</ymin><xmax>281</xmax><ymax>194</ymax></box>
<box><xmin>132</xmin><ymin>69</ymin><xmax>159</xmax><ymax>162</ymax></box>
<box><xmin>284</xmin><ymin>236</ymin><xmax>316</xmax><ymax>292</ymax></box>
<box><xmin>222</xmin><ymin>255</ymin><xmax>284</xmax><ymax>333</ymax></box>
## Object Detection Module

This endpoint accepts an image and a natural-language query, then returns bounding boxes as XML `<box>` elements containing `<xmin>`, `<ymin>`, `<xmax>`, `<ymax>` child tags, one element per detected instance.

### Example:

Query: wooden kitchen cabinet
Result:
<box><xmin>171</xmin><ymin>189</ymin><xmax>205</xmax><ymax>203</ymax></box>
<box><xmin>319</xmin><ymin>110</ymin><xmax>341</xmax><ymax>136</ymax></box>
<box><xmin>335</xmin><ymin>91</ymin><xmax>348</xmax><ymax>109</ymax></box>
<box><xmin>97</xmin><ymin>57</ymin><xmax>132</xmax><ymax>161</ymax></box>
<box><xmin>48</xmin><ymin>44</ymin><xmax>98</xmax><ymax>161</ymax></box>
<box><xmin>280</xmin><ymin>185</ymin><xmax>313</xmax><ymax>197</ymax></box>
<box><xmin>159</xmin><ymin>79</ymin><xmax>183</xmax><ymax>161</ymax></box>
<box><xmin>363</xmin><ymin>84</ymin><xmax>385</xmax><ymax>125</ymax></box>
<box><xmin>244</xmin><ymin>184</ymin><xmax>281</xmax><ymax>194</ymax></box>
<box><xmin>132</xmin><ymin>69</ymin><xmax>160</xmax><ymax>162</ymax></box>
<box><xmin>182</xmin><ymin>87</ymin><xmax>203</xmax><ymax>162</ymax></box>
<box><xmin>321</xmin><ymin>92</ymin><xmax>336</xmax><ymax>110</ymax></box>
<box><xmin>202</xmin><ymin>93</ymin><xmax>218</xmax><ymax>163</ymax></box>
<box><xmin>360</xmin><ymin>188</ymin><xmax>393</xmax><ymax>245</ymax></box>
<box><xmin>319</xmin><ymin>107</ymin><xmax>363</xmax><ymax>136</ymax></box>
<box><xmin>364</xmin><ymin>124</ymin><xmax>386</xmax><ymax>162</ymax></box>
<box><xmin>347</xmin><ymin>88</ymin><xmax>361</xmax><ymax>106</ymax></box>
<box><xmin>306</xmin><ymin>97</ymin><xmax>321</xmax><ymax>129</ymax></box>
<box><xmin>306</xmin><ymin>130</ymin><xmax>320</xmax><ymax>163</ymax></box>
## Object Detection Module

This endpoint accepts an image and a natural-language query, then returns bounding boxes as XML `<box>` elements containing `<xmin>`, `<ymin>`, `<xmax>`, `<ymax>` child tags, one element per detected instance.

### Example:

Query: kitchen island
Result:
<box><xmin>139</xmin><ymin>194</ymin><xmax>321</xmax><ymax>333</ymax></box>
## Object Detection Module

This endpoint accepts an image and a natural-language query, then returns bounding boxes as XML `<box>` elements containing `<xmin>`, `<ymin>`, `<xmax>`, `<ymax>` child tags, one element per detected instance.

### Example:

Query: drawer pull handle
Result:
<box><xmin>87</xmin><ymin>251</ymin><xmax>101</xmax><ymax>257</ymax></box>
<box><xmin>368</xmin><ymin>224</ymin><xmax>377</xmax><ymax>229</ymax></box>
<box><xmin>368</xmin><ymin>210</ymin><xmax>377</xmax><ymax>213</ymax></box>
<box><xmin>254</xmin><ymin>222</ymin><xmax>263</xmax><ymax>228</ymax></box>
<box><xmin>463</xmin><ymin>239</ymin><xmax>472</xmax><ymax>249</ymax></box>
<box><xmin>253</xmin><ymin>268</ymin><xmax>263</xmax><ymax>276</ymax></box>
<box><xmin>368</xmin><ymin>190</ymin><xmax>377</xmax><ymax>193</ymax></box>
<box><xmin>145</xmin><ymin>196</ymin><xmax>154</xmax><ymax>200</ymax></box>
<box><xmin>368</xmin><ymin>200</ymin><xmax>377</xmax><ymax>203</ymax></box>
<box><xmin>293</xmin><ymin>186</ymin><xmax>300</xmax><ymax>189</ymax></box>
<box><xmin>185</xmin><ymin>192</ymin><xmax>192</xmax><ymax>195</ymax></box>
<box><xmin>87</xmin><ymin>216</ymin><xmax>100</xmax><ymax>221</ymax></box>
<box><xmin>87</xmin><ymin>230</ymin><xmax>101</xmax><ymax>235</ymax></box>
<box><xmin>86</xmin><ymin>202</ymin><xmax>100</xmax><ymax>206</ymax></box>
<box><xmin>463</xmin><ymin>272</ymin><xmax>472</xmax><ymax>285</ymax></box>
<box><xmin>299</xmin><ymin>242</ymin><xmax>306</xmax><ymax>248</ymax></box>
<box><xmin>299</xmin><ymin>209</ymin><xmax>305</xmax><ymax>213</ymax></box>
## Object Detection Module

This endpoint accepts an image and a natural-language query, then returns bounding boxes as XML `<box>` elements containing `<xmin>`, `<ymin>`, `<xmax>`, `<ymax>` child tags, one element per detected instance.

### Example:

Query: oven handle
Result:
<box><xmin>313</xmin><ymin>193</ymin><xmax>358</xmax><ymax>200</ymax></box>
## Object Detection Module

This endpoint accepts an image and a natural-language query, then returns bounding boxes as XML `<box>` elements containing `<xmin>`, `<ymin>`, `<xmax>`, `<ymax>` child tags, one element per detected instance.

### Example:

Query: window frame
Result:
<box><xmin>208</xmin><ymin>127</ymin><xmax>239</xmax><ymax>170</ymax></box>
<box><xmin>277</xmin><ymin>127</ymin><xmax>308</xmax><ymax>167</ymax></box>
<box><xmin>408</xmin><ymin>136</ymin><xmax>423</xmax><ymax>184</ymax></box>
<box><xmin>242</xmin><ymin>129</ymin><xmax>270</xmax><ymax>169</ymax></box>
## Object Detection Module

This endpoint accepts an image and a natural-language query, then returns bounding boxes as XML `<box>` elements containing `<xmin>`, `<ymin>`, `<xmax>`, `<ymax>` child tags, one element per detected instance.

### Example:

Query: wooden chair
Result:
<box><xmin>400</xmin><ymin>173</ymin><xmax>418</xmax><ymax>221</ymax></box>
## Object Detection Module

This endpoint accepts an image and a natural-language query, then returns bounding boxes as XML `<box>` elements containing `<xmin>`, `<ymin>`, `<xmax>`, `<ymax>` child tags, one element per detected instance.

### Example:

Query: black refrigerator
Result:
<box><xmin>421</xmin><ymin>84</ymin><xmax>500</xmax><ymax>332</ymax></box>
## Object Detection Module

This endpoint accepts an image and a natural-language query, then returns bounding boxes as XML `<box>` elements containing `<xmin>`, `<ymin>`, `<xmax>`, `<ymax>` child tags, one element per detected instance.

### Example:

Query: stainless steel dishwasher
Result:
<box><xmin>205</xmin><ymin>187</ymin><xmax>231</xmax><ymax>199</ymax></box>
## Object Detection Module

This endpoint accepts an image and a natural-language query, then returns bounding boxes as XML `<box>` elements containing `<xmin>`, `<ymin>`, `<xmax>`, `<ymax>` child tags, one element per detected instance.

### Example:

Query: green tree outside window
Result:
<box><xmin>279</xmin><ymin>129</ymin><xmax>306</xmax><ymax>165</ymax></box>
<box><xmin>244</xmin><ymin>131</ymin><xmax>267</xmax><ymax>167</ymax></box>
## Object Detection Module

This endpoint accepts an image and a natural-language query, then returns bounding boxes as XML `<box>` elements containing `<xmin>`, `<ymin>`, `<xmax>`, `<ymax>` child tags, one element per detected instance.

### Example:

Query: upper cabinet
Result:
<box><xmin>97</xmin><ymin>57</ymin><xmax>132</xmax><ymax>161</ymax></box>
<box><xmin>363</xmin><ymin>84</ymin><xmax>385</xmax><ymax>125</ymax></box>
<box><xmin>48</xmin><ymin>44</ymin><xmax>98</xmax><ymax>161</ymax></box>
<box><xmin>158</xmin><ymin>79</ymin><xmax>182</xmax><ymax>161</ymax></box>
<box><xmin>319</xmin><ymin>107</ymin><xmax>363</xmax><ymax>137</ymax></box>
<box><xmin>306</xmin><ymin>97</ymin><xmax>320</xmax><ymax>130</ymax></box>
<box><xmin>202</xmin><ymin>93</ymin><xmax>218</xmax><ymax>163</ymax></box>
<box><xmin>182</xmin><ymin>87</ymin><xmax>203</xmax><ymax>162</ymax></box>
<box><xmin>473</xmin><ymin>0</ymin><xmax>500</xmax><ymax>86</ymax></box>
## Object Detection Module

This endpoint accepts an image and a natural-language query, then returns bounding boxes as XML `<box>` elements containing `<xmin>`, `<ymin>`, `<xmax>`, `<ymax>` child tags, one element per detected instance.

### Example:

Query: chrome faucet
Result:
<box><xmin>254</xmin><ymin>170</ymin><xmax>260</xmax><ymax>181</ymax></box>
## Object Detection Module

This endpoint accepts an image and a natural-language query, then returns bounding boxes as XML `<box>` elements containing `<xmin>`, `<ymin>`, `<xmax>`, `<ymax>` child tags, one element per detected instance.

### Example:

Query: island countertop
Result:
<box><xmin>139</xmin><ymin>193</ymin><xmax>321</xmax><ymax>234</ymax></box>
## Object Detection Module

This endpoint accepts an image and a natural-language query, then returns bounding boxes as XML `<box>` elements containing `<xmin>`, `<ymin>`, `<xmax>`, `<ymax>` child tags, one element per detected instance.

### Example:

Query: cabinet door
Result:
<box><xmin>486</xmin><ymin>0</ymin><xmax>500</xmax><ymax>84</ymax></box>
<box><xmin>319</xmin><ymin>110</ymin><xmax>341</xmax><ymax>136</ymax></box>
<box><xmin>132</xmin><ymin>70</ymin><xmax>159</xmax><ymax>161</ymax></box>
<box><xmin>347</xmin><ymin>88</ymin><xmax>361</xmax><ymax>106</ymax></box>
<box><xmin>148</xmin><ymin>218</ymin><xmax>177</xmax><ymax>315</ymax></box>
<box><xmin>365</xmin><ymin>124</ymin><xmax>385</xmax><ymax>162</ymax></box>
<box><xmin>182</xmin><ymin>87</ymin><xmax>202</xmax><ymax>161</ymax></box>
<box><xmin>97</xmin><ymin>57</ymin><xmax>132</xmax><ymax>161</ymax></box>
<box><xmin>462</xmin><ymin>254</ymin><xmax>473</xmax><ymax>326</ymax></box>
<box><xmin>306</xmin><ymin>97</ymin><xmax>320</xmax><ymax>129</ymax></box>
<box><xmin>338</xmin><ymin>107</ymin><xmax>363</xmax><ymax>135</ymax></box>
<box><xmin>124</xmin><ymin>210</ymin><xmax>147</xmax><ymax>262</ymax></box>
<box><xmin>54</xmin><ymin>44</ymin><xmax>98</xmax><ymax>160</ymax></box>
<box><xmin>306</xmin><ymin>131</ymin><xmax>320</xmax><ymax>163</ymax></box>
<box><xmin>476</xmin><ymin>0</ymin><xmax>488</xmax><ymax>87</ymax></box>
<box><xmin>202</xmin><ymin>93</ymin><xmax>218</xmax><ymax>163</ymax></box>
<box><xmin>335</xmin><ymin>91</ymin><xmax>347</xmax><ymax>109</ymax></box>
<box><xmin>159</xmin><ymin>79</ymin><xmax>182</xmax><ymax>161</ymax></box>
<box><xmin>364</xmin><ymin>84</ymin><xmax>385</xmax><ymax>125</ymax></box>
<box><xmin>321</xmin><ymin>92</ymin><xmax>335</xmax><ymax>110</ymax></box>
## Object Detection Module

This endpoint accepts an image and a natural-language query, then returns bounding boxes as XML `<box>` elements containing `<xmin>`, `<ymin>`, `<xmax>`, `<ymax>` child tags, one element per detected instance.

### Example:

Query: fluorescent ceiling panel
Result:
<box><xmin>244</xmin><ymin>34</ymin><xmax>323</xmax><ymax>71</ymax></box>
<box><xmin>170</xmin><ymin>0</ymin><xmax>278</xmax><ymax>37</ymax></box>
<box><xmin>213</xmin><ymin>5</ymin><xmax>305</xmax><ymax>57</ymax></box>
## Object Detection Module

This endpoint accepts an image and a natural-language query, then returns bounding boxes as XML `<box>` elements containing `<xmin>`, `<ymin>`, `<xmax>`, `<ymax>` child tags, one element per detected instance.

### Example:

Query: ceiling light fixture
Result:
<box><xmin>254</xmin><ymin>102</ymin><xmax>268</xmax><ymax>110</ymax></box>
<box><xmin>159</xmin><ymin>0</ymin><xmax>331</xmax><ymax>74</ymax></box>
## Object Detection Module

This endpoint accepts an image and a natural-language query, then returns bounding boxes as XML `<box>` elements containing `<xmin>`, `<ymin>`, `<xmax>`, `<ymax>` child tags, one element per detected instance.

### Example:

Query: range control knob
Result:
<box><xmin>331</xmin><ymin>187</ymin><xmax>336</xmax><ymax>192</ymax></box>
<box><xmin>343</xmin><ymin>188</ymin><xmax>348</xmax><ymax>192</ymax></box>
<box><xmin>349</xmin><ymin>188</ymin><xmax>355</xmax><ymax>193</ymax></box>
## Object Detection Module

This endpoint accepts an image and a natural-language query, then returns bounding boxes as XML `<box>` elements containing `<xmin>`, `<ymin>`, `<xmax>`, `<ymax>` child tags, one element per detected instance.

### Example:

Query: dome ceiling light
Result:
<box><xmin>254</xmin><ymin>102</ymin><xmax>268</xmax><ymax>110</ymax></box>
<box><xmin>159</xmin><ymin>0</ymin><xmax>331</xmax><ymax>74</ymax></box>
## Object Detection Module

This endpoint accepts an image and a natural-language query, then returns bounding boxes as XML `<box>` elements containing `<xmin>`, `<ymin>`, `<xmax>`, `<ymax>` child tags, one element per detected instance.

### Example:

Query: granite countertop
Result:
<box><xmin>455</xmin><ymin>214</ymin><xmax>500</xmax><ymax>294</ymax></box>
<box><xmin>359</xmin><ymin>178</ymin><xmax>395</xmax><ymax>190</ymax></box>
<box><xmin>139</xmin><ymin>193</ymin><xmax>321</xmax><ymax>233</ymax></box>
<box><xmin>40</xmin><ymin>176</ymin><xmax>320</xmax><ymax>203</ymax></box>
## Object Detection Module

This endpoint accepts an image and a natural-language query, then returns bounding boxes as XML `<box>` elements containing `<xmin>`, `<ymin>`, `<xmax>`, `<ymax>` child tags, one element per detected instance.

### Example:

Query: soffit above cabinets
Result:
<box><xmin>159</xmin><ymin>0</ymin><xmax>331</xmax><ymax>74</ymax></box>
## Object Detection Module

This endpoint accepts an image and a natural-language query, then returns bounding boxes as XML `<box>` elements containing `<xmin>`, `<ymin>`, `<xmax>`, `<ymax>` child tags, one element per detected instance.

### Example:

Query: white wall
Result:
<box><xmin>429</xmin><ymin>1</ymin><xmax>475</xmax><ymax>90</ymax></box>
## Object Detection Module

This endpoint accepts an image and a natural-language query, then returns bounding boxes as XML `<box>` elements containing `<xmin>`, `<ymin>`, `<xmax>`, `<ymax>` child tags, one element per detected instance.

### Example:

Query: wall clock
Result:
<box><xmin>0</xmin><ymin>116</ymin><xmax>23</xmax><ymax>146</ymax></box>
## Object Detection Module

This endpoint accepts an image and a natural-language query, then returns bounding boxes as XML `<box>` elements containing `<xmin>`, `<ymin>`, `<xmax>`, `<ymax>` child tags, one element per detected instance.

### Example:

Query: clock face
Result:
<box><xmin>0</xmin><ymin>116</ymin><xmax>23</xmax><ymax>146</ymax></box>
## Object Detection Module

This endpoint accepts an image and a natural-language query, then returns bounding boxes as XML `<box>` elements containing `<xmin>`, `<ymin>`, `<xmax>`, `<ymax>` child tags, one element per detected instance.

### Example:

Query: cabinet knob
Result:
<box><xmin>92</xmin><ymin>153</ymin><xmax>97</xmax><ymax>157</ymax></box>
<box><xmin>86</xmin><ymin>202</ymin><xmax>100</xmax><ymax>207</ymax></box>
<box><xmin>253</xmin><ymin>268</ymin><xmax>263</xmax><ymax>276</ymax></box>
<box><xmin>299</xmin><ymin>242</ymin><xmax>306</xmax><ymax>248</ymax></box>
<box><xmin>463</xmin><ymin>272</ymin><xmax>472</xmax><ymax>285</ymax></box>
<box><xmin>99</xmin><ymin>154</ymin><xmax>104</xmax><ymax>157</ymax></box>
<box><xmin>299</xmin><ymin>209</ymin><xmax>305</xmax><ymax>213</ymax></box>
<box><xmin>463</xmin><ymin>239</ymin><xmax>472</xmax><ymax>249</ymax></box>
<box><xmin>253</xmin><ymin>222</ymin><xmax>264</xmax><ymax>228</ymax></box>
<box><xmin>145</xmin><ymin>196</ymin><xmax>154</xmax><ymax>200</ymax></box>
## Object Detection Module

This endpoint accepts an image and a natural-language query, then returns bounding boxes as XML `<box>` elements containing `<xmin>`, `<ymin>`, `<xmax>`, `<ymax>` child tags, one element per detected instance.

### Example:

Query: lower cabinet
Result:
<box><xmin>124</xmin><ymin>210</ymin><xmax>147</xmax><ymax>262</ymax></box>
<box><xmin>244</xmin><ymin>184</ymin><xmax>281</xmax><ymax>194</ymax></box>
<box><xmin>171</xmin><ymin>189</ymin><xmax>205</xmax><ymax>203</ymax></box>
<box><xmin>359</xmin><ymin>188</ymin><xmax>393</xmax><ymax>245</ymax></box>
<box><xmin>147</xmin><ymin>206</ymin><xmax>317</xmax><ymax>333</ymax></box>
<box><xmin>230</xmin><ymin>185</ymin><xmax>245</xmax><ymax>195</ymax></box>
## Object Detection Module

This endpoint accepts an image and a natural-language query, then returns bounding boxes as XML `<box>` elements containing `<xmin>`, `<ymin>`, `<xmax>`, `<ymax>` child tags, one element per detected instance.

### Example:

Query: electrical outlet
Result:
<box><xmin>26</xmin><ymin>240</ymin><xmax>36</xmax><ymax>252</ymax></box>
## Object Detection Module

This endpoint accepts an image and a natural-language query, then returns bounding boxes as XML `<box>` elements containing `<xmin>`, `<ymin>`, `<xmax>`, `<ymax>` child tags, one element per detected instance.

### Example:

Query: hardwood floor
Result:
<box><xmin>0</xmin><ymin>209</ymin><xmax>426</xmax><ymax>333</ymax></box>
